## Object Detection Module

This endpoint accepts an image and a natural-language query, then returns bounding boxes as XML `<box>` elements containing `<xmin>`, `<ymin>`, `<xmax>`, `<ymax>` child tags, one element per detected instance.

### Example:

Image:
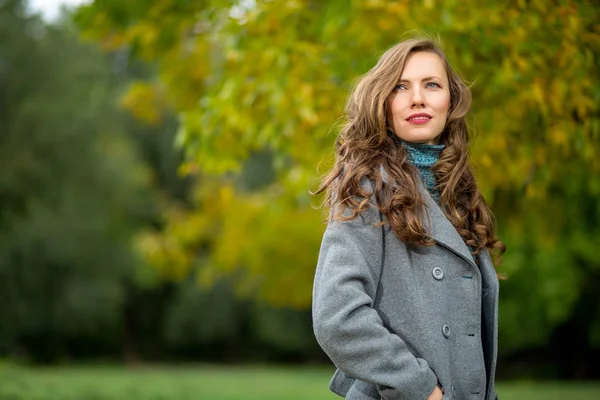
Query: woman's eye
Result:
<box><xmin>426</xmin><ymin>82</ymin><xmax>441</xmax><ymax>88</ymax></box>
<box><xmin>394</xmin><ymin>84</ymin><xmax>407</xmax><ymax>91</ymax></box>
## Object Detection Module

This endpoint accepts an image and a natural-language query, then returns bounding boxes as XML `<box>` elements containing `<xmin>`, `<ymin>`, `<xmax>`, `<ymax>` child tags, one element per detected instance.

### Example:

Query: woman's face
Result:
<box><xmin>387</xmin><ymin>51</ymin><xmax>450</xmax><ymax>145</ymax></box>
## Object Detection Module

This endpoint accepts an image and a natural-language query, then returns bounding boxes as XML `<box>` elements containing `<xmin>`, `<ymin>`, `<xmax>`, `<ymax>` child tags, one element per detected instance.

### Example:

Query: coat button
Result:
<box><xmin>432</xmin><ymin>267</ymin><xmax>444</xmax><ymax>280</ymax></box>
<box><xmin>442</xmin><ymin>324</ymin><xmax>451</xmax><ymax>338</ymax></box>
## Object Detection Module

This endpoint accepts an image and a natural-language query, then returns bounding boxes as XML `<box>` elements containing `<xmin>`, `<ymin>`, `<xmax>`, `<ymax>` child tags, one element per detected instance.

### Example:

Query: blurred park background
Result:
<box><xmin>0</xmin><ymin>0</ymin><xmax>599</xmax><ymax>398</ymax></box>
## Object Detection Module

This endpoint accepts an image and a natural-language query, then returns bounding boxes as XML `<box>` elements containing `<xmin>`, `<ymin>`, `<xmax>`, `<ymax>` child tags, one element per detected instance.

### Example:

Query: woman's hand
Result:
<box><xmin>427</xmin><ymin>386</ymin><xmax>443</xmax><ymax>400</ymax></box>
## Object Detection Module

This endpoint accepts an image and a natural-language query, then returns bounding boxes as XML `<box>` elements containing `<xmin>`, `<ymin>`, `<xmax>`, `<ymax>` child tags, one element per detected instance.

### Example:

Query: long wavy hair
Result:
<box><xmin>315</xmin><ymin>37</ymin><xmax>505</xmax><ymax>262</ymax></box>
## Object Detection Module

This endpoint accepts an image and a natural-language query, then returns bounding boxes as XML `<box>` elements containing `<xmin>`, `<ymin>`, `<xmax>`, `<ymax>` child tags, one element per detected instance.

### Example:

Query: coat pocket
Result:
<box><xmin>345</xmin><ymin>379</ymin><xmax>381</xmax><ymax>400</ymax></box>
<box><xmin>328</xmin><ymin>368</ymin><xmax>355</xmax><ymax>397</ymax></box>
<box><xmin>441</xmin><ymin>385</ymin><xmax>453</xmax><ymax>400</ymax></box>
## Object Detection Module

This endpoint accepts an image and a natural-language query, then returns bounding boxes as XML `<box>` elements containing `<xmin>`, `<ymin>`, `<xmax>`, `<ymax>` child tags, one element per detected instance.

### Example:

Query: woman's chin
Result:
<box><xmin>398</xmin><ymin>132</ymin><xmax>440</xmax><ymax>144</ymax></box>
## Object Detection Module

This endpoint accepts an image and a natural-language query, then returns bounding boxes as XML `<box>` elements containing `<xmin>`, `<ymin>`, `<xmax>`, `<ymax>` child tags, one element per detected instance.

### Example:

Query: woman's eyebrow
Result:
<box><xmin>398</xmin><ymin>76</ymin><xmax>442</xmax><ymax>83</ymax></box>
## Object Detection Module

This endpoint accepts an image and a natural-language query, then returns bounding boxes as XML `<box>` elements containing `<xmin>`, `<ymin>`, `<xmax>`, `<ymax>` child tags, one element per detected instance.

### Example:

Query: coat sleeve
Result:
<box><xmin>312</xmin><ymin>195</ymin><xmax>438</xmax><ymax>400</ymax></box>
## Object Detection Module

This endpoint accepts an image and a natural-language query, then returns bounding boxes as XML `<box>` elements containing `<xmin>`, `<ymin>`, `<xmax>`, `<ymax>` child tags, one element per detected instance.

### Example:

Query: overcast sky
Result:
<box><xmin>29</xmin><ymin>0</ymin><xmax>89</xmax><ymax>21</ymax></box>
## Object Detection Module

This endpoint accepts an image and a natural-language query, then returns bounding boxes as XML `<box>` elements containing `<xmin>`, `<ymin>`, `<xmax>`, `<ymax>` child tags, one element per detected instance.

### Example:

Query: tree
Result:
<box><xmin>75</xmin><ymin>0</ymin><xmax>600</xmax><ymax>375</ymax></box>
<box><xmin>0</xmin><ymin>0</ymin><xmax>157</xmax><ymax>361</ymax></box>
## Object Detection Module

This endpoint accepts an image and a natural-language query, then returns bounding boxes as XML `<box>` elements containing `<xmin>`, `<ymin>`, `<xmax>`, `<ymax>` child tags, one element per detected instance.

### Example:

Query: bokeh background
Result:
<box><xmin>1</xmin><ymin>0</ymin><xmax>599</xmax><ymax>399</ymax></box>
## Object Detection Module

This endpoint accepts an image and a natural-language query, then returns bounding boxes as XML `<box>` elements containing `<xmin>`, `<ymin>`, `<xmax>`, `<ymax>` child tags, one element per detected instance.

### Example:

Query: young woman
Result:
<box><xmin>312</xmin><ymin>38</ymin><xmax>505</xmax><ymax>400</ymax></box>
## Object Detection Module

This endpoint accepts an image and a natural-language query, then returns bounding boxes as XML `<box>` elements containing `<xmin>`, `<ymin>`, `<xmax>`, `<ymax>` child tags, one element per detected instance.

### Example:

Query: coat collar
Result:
<box><xmin>379</xmin><ymin>165</ymin><xmax>478</xmax><ymax>270</ymax></box>
<box><xmin>419</xmin><ymin>186</ymin><xmax>479</xmax><ymax>270</ymax></box>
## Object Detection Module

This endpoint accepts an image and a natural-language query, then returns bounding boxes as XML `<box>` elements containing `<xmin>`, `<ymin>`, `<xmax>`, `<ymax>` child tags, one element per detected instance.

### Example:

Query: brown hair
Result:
<box><xmin>314</xmin><ymin>37</ymin><xmax>505</xmax><ymax>262</ymax></box>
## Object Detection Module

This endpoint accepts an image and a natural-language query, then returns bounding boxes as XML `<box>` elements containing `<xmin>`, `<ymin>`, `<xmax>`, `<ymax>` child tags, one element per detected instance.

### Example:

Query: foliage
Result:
<box><xmin>0</xmin><ymin>0</ymin><xmax>162</xmax><ymax>359</ymax></box>
<box><xmin>1</xmin><ymin>0</ymin><xmax>322</xmax><ymax>364</ymax></box>
<box><xmin>74</xmin><ymin>0</ymin><xmax>599</xmax><ymax>362</ymax></box>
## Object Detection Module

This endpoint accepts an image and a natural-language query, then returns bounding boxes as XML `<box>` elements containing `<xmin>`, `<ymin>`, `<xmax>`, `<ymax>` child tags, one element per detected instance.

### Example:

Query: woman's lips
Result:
<box><xmin>406</xmin><ymin>115</ymin><xmax>432</xmax><ymax>125</ymax></box>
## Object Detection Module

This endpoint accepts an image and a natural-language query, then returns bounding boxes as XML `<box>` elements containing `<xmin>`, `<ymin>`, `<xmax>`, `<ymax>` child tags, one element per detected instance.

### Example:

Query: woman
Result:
<box><xmin>312</xmin><ymin>37</ymin><xmax>505</xmax><ymax>400</ymax></box>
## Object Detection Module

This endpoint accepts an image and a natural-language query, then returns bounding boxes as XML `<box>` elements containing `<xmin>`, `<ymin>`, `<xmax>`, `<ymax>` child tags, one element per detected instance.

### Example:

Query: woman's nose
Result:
<box><xmin>410</xmin><ymin>89</ymin><xmax>425</xmax><ymax>107</ymax></box>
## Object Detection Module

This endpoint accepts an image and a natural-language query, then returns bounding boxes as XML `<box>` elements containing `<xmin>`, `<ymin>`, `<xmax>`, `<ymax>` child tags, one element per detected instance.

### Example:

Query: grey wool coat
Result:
<box><xmin>312</xmin><ymin>178</ymin><xmax>499</xmax><ymax>400</ymax></box>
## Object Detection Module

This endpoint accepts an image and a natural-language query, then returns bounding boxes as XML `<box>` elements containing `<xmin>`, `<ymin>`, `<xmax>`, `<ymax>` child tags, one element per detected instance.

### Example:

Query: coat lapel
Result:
<box><xmin>419</xmin><ymin>186</ymin><xmax>479</xmax><ymax>270</ymax></box>
<box><xmin>378</xmin><ymin>165</ymin><xmax>478</xmax><ymax>270</ymax></box>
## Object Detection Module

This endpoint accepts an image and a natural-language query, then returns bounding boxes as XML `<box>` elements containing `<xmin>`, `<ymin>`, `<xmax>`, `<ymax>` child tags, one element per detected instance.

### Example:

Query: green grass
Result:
<box><xmin>0</xmin><ymin>364</ymin><xmax>598</xmax><ymax>400</ymax></box>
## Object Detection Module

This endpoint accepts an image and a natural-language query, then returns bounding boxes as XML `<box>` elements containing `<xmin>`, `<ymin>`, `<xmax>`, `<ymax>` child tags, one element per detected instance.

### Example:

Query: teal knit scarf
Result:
<box><xmin>397</xmin><ymin>138</ymin><xmax>445</xmax><ymax>203</ymax></box>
